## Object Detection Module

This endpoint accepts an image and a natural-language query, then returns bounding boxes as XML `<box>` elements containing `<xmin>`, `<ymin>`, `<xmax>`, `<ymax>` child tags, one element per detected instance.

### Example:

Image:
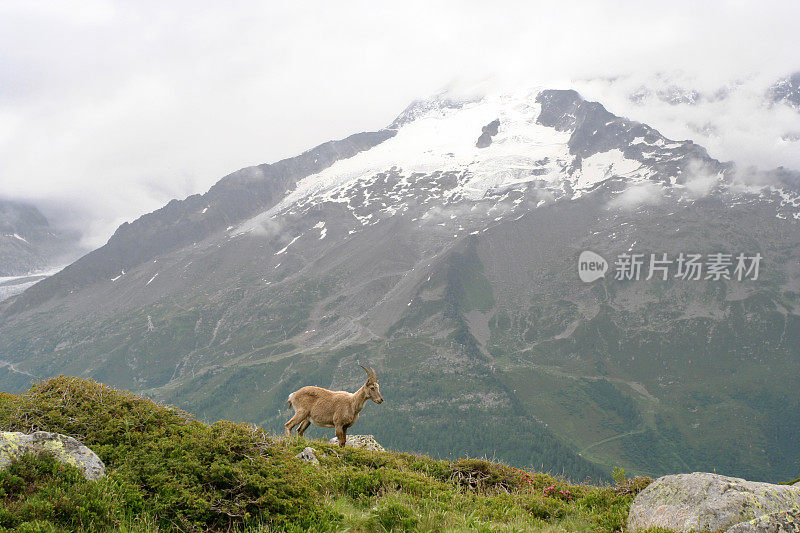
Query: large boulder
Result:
<box><xmin>0</xmin><ymin>431</ymin><xmax>106</xmax><ymax>481</ymax></box>
<box><xmin>328</xmin><ymin>434</ymin><xmax>385</xmax><ymax>451</ymax></box>
<box><xmin>628</xmin><ymin>472</ymin><xmax>800</xmax><ymax>532</ymax></box>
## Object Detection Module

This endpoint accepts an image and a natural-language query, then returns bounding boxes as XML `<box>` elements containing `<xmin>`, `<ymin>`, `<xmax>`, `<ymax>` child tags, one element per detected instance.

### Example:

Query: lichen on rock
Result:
<box><xmin>725</xmin><ymin>507</ymin><xmax>800</xmax><ymax>532</ymax></box>
<box><xmin>0</xmin><ymin>431</ymin><xmax>106</xmax><ymax>481</ymax></box>
<box><xmin>328</xmin><ymin>434</ymin><xmax>385</xmax><ymax>451</ymax></box>
<box><xmin>627</xmin><ymin>472</ymin><xmax>800</xmax><ymax>532</ymax></box>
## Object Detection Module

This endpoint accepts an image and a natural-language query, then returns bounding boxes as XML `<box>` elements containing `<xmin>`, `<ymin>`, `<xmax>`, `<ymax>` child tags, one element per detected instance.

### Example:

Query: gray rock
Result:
<box><xmin>0</xmin><ymin>431</ymin><xmax>106</xmax><ymax>480</ymax></box>
<box><xmin>627</xmin><ymin>472</ymin><xmax>800</xmax><ymax>532</ymax></box>
<box><xmin>726</xmin><ymin>507</ymin><xmax>800</xmax><ymax>533</ymax></box>
<box><xmin>475</xmin><ymin>119</ymin><xmax>500</xmax><ymax>148</ymax></box>
<box><xmin>295</xmin><ymin>446</ymin><xmax>319</xmax><ymax>465</ymax></box>
<box><xmin>329</xmin><ymin>434</ymin><xmax>385</xmax><ymax>451</ymax></box>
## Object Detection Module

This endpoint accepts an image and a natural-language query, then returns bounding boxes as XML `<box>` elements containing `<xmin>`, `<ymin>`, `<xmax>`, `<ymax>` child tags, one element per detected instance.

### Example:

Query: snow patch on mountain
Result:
<box><xmin>232</xmin><ymin>87</ymin><xmax>800</xmax><ymax>241</ymax></box>
<box><xmin>576</xmin><ymin>149</ymin><xmax>642</xmax><ymax>190</ymax></box>
<box><xmin>286</xmin><ymin>91</ymin><xmax>568</xmax><ymax>203</ymax></box>
<box><xmin>275</xmin><ymin>235</ymin><xmax>301</xmax><ymax>255</ymax></box>
<box><xmin>3</xmin><ymin>233</ymin><xmax>30</xmax><ymax>244</ymax></box>
<box><xmin>235</xmin><ymin>91</ymin><xmax>579</xmax><ymax>234</ymax></box>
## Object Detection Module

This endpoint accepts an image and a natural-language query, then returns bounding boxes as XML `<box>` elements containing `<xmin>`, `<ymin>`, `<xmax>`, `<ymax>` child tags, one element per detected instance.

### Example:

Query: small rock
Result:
<box><xmin>295</xmin><ymin>446</ymin><xmax>319</xmax><ymax>465</ymax></box>
<box><xmin>329</xmin><ymin>434</ymin><xmax>385</xmax><ymax>451</ymax></box>
<box><xmin>0</xmin><ymin>431</ymin><xmax>106</xmax><ymax>480</ymax></box>
<box><xmin>628</xmin><ymin>472</ymin><xmax>800</xmax><ymax>532</ymax></box>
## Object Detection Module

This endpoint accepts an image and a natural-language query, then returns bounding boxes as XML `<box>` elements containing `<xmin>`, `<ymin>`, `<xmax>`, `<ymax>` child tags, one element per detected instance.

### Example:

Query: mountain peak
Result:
<box><xmin>233</xmin><ymin>88</ymin><xmax>729</xmax><ymax>241</ymax></box>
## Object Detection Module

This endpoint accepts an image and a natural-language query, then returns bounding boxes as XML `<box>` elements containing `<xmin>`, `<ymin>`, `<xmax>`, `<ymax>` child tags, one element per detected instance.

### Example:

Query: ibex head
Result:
<box><xmin>360</xmin><ymin>365</ymin><xmax>384</xmax><ymax>404</ymax></box>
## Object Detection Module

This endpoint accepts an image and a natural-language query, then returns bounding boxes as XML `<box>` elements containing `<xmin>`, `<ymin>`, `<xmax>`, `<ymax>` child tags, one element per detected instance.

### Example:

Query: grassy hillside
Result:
<box><xmin>0</xmin><ymin>377</ymin><xmax>656</xmax><ymax>532</ymax></box>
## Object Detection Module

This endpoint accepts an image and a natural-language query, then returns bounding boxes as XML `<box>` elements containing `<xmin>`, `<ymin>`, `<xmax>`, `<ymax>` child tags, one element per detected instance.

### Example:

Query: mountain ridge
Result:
<box><xmin>0</xmin><ymin>199</ymin><xmax>81</xmax><ymax>278</ymax></box>
<box><xmin>2</xmin><ymin>129</ymin><xmax>395</xmax><ymax>316</ymax></box>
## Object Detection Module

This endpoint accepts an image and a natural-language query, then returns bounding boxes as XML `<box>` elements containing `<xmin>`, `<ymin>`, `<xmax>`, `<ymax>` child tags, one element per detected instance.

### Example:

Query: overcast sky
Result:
<box><xmin>1</xmin><ymin>1</ymin><xmax>799</xmax><ymax>248</ymax></box>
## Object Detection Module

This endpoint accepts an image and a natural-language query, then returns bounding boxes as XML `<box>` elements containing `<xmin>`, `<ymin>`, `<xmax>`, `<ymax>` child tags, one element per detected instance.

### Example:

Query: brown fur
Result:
<box><xmin>285</xmin><ymin>365</ymin><xmax>384</xmax><ymax>446</ymax></box>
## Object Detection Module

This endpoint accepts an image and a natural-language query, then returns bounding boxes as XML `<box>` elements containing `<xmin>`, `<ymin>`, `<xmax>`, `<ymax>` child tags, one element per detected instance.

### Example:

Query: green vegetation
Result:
<box><xmin>0</xmin><ymin>377</ymin><xmax>654</xmax><ymax>532</ymax></box>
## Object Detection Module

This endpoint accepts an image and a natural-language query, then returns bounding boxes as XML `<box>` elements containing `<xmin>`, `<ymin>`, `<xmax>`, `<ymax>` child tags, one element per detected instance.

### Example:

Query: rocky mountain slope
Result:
<box><xmin>0</xmin><ymin>199</ymin><xmax>83</xmax><ymax>301</ymax></box>
<box><xmin>769</xmin><ymin>72</ymin><xmax>800</xmax><ymax>111</ymax></box>
<box><xmin>1</xmin><ymin>89</ymin><xmax>799</xmax><ymax>481</ymax></box>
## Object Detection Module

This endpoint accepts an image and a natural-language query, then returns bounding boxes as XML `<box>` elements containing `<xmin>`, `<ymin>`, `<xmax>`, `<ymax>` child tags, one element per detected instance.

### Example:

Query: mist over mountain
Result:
<box><xmin>2</xmin><ymin>0</ymin><xmax>799</xmax><ymax>256</ymax></box>
<box><xmin>769</xmin><ymin>72</ymin><xmax>800</xmax><ymax>111</ymax></box>
<box><xmin>0</xmin><ymin>199</ymin><xmax>84</xmax><ymax>301</ymax></box>
<box><xmin>572</xmin><ymin>71</ymin><xmax>800</xmax><ymax>177</ymax></box>
<box><xmin>1</xmin><ymin>87</ymin><xmax>798</xmax><ymax>481</ymax></box>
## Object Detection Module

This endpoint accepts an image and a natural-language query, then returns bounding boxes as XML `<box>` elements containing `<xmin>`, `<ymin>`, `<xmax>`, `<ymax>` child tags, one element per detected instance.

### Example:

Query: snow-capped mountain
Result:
<box><xmin>237</xmin><ymin>89</ymin><xmax>726</xmax><ymax>239</ymax></box>
<box><xmin>1</xmin><ymin>89</ymin><xmax>799</xmax><ymax>481</ymax></box>
<box><xmin>0</xmin><ymin>199</ymin><xmax>83</xmax><ymax>301</ymax></box>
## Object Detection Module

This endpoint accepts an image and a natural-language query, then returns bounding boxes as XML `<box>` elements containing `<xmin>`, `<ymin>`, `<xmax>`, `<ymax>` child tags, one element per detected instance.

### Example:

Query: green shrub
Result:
<box><xmin>368</xmin><ymin>497</ymin><xmax>419</xmax><ymax>532</ymax></box>
<box><xmin>519</xmin><ymin>495</ymin><xmax>568</xmax><ymax>519</ymax></box>
<box><xmin>577</xmin><ymin>488</ymin><xmax>635</xmax><ymax>532</ymax></box>
<box><xmin>0</xmin><ymin>377</ymin><xmax>333</xmax><ymax>532</ymax></box>
<box><xmin>406</xmin><ymin>455</ymin><xmax>450</xmax><ymax>480</ymax></box>
<box><xmin>0</xmin><ymin>375</ymin><xmax>194</xmax><ymax>468</ymax></box>
<box><xmin>0</xmin><ymin>453</ymin><xmax>120</xmax><ymax>532</ymax></box>
<box><xmin>614</xmin><ymin>476</ymin><xmax>653</xmax><ymax>496</ymax></box>
<box><xmin>612</xmin><ymin>466</ymin><xmax>627</xmax><ymax>485</ymax></box>
<box><xmin>446</xmin><ymin>458</ymin><xmax>520</xmax><ymax>493</ymax></box>
<box><xmin>336</xmin><ymin>468</ymin><xmax>385</xmax><ymax>499</ymax></box>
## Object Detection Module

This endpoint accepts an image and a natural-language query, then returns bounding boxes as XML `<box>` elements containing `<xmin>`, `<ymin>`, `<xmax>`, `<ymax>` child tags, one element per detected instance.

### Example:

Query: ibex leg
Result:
<box><xmin>335</xmin><ymin>425</ymin><xmax>347</xmax><ymax>447</ymax></box>
<box><xmin>285</xmin><ymin>410</ymin><xmax>309</xmax><ymax>436</ymax></box>
<box><xmin>297</xmin><ymin>419</ymin><xmax>311</xmax><ymax>436</ymax></box>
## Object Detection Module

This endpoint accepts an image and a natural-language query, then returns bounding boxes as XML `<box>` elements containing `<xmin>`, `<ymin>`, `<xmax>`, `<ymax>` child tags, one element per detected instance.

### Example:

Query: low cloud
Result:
<box><xmin>1</xmin><ymin>1</ymin><xmax>798</xmax><ymax>250</ymax></box>
<box><xmin>680</xmin><ymin>160</ymin><xmax>724</xmax><ymax>199</ymax></box>
<box><xmin>250</xmin><ymin>216</ymin><xmax>284</xmax><ymax>239</ymax></box>
<box><xmin>572</xmin><ymin>71</ymin><xmax>800</xmax><ymax>174</ymax></box>
<box><xmin>607</xmin><ymin>181</ymin><xmax>665</xmax><ymax>210</ymax></box>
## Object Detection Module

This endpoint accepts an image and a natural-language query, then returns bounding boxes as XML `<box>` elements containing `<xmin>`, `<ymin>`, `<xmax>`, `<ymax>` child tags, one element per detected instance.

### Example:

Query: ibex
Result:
<box><xmin>285</xmin><ymin>365</ymin><xmax>384</xmax><ymax>447</ymax></box>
